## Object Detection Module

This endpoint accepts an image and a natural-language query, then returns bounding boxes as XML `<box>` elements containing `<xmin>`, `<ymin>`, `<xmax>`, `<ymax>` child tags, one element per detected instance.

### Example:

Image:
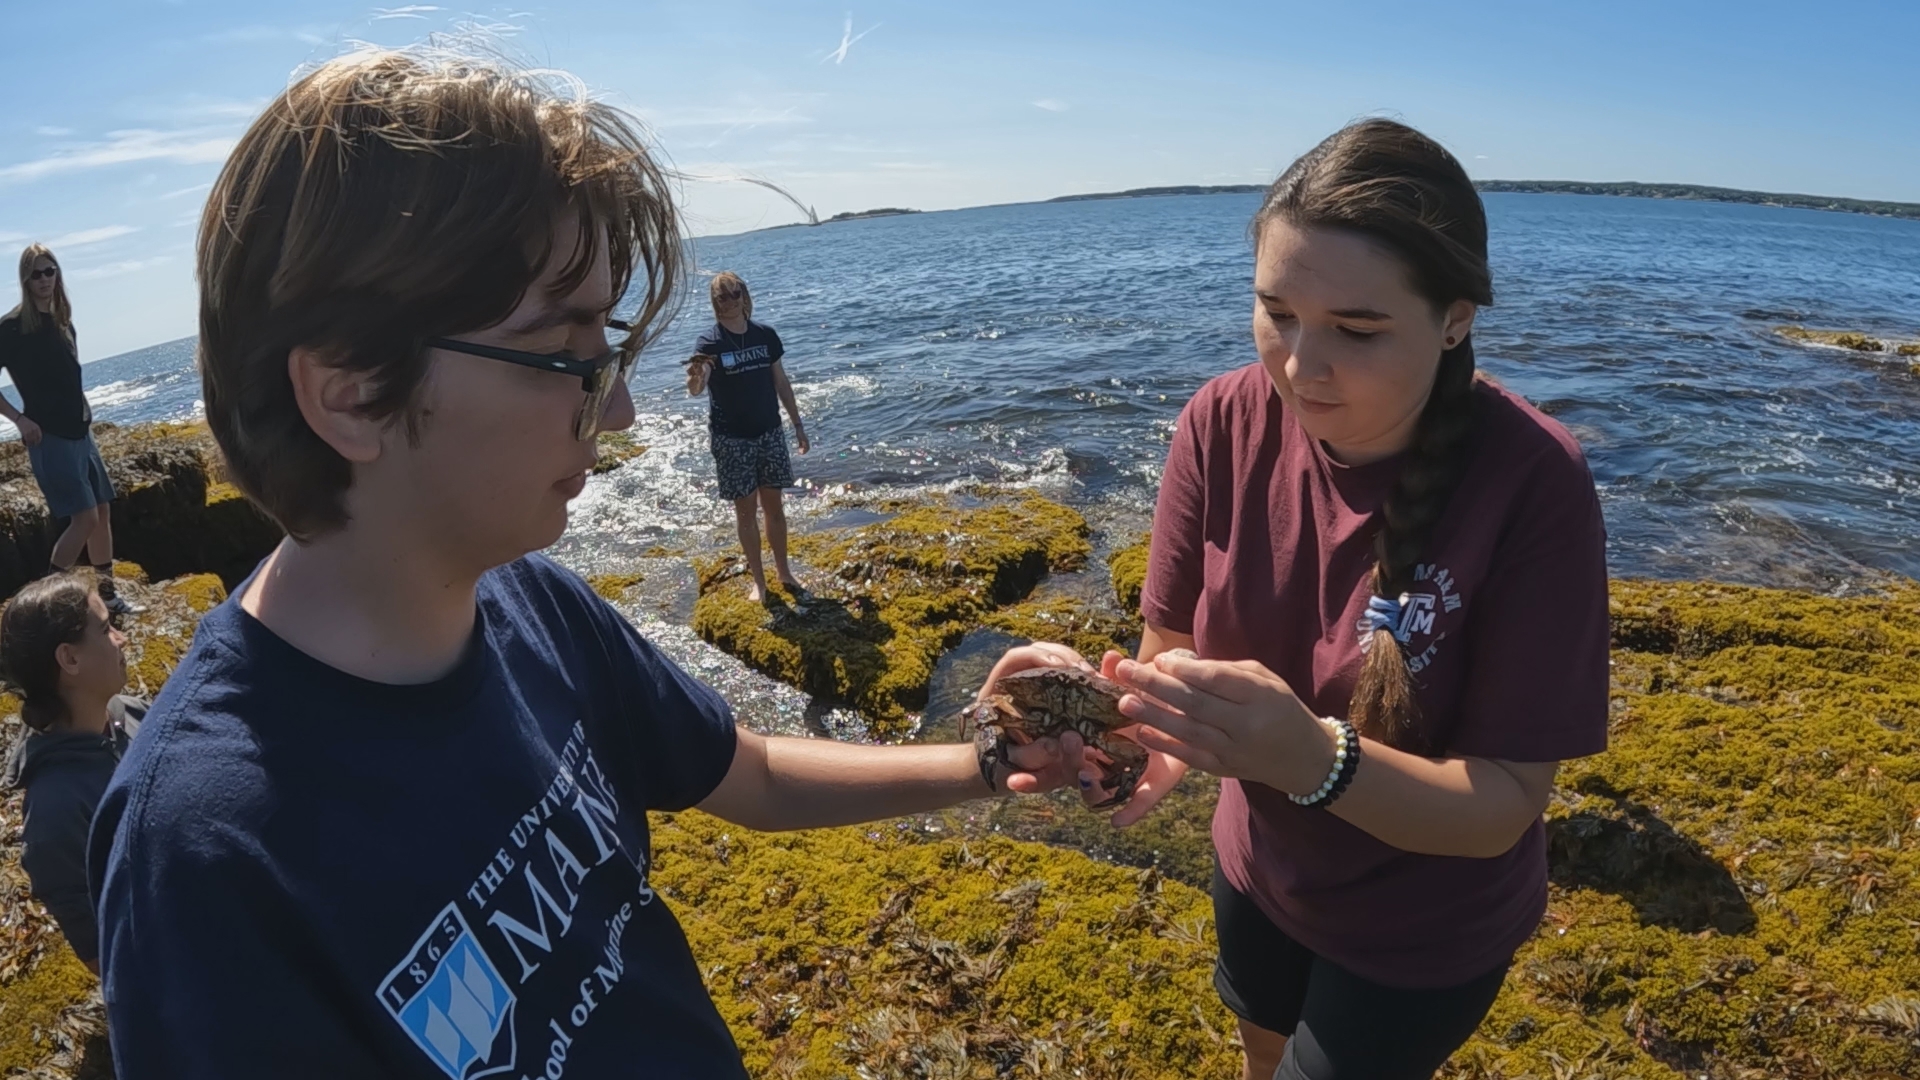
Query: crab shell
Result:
<box><xmin>964</xmin><ymin>666</ymin><xmax>1148</xmax><ymax>809</ymax></box>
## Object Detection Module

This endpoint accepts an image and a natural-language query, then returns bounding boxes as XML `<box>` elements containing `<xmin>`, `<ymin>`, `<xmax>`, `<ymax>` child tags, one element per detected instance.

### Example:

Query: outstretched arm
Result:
<box><xmin>698</xmin><ymin>644</ymin><xmax>1087</xmax><ymax>831</ymax></box>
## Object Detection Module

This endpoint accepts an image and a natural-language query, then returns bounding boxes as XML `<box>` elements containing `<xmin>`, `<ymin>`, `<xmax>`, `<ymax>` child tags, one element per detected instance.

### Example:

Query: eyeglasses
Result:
<box><xmin>28</xmin><ymin>267</ymin><xmax>58</xmax><ymax>281</ymax></box>
<box><xmin>715</xmin><ymin>288</ymin><xmax>745</xmax><ymax>301</ymax></box>
<box><xmin>426</xmin><ymin>318</ymin><xmax>637</xmax><ymax>441</ymax></box>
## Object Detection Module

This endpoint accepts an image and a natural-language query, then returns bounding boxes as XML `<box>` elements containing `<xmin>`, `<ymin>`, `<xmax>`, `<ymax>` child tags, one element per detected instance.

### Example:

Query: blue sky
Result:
<box><xmin>5</xmin><ymin>0</ymin><xmax>1917</xmax><ymax>360</ymax></box>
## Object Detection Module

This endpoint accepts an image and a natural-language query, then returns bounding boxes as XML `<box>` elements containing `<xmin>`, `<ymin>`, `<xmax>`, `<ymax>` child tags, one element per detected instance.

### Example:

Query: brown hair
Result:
<box><xmin>13</xmin><ymin>244</ymin><xmax>74</xmax><ymax>342</ymax></box>
<box><xmin>0</xmin><ymin>574</ymin><xmax>94</xmax><ymax>732</ymax></box>
<box><xmin>1253</xmin><ymin>118</ymin><xmax>1493</xmax><ymax>753</ymax></box>
<box><xmin>708</xmin><ymin>271</ymin><xmax>751</xmax><ymax>321</ymax></box>
<box><xmin>198</xmin><ymin>47</ymin><xmax>684</xmax><ymax>540</ymax></box>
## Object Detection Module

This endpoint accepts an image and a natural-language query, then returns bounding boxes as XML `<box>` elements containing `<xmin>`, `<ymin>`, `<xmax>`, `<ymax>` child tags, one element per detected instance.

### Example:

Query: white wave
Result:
<box><xmin>86</xmin><ymin>378</ymin><xmax>161</xmax><ymax>411</ymax></box>
<box><xmin>791</xmin><ymin>372</ymin><xmax>880</xmax><ymax>412</ymax></box>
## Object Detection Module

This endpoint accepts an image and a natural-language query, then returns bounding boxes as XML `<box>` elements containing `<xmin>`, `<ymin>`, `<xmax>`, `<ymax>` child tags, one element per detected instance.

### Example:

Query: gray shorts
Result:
<box><xmin>27</xmin><ymin>432</ymin><xmax>115</xmax><ymax>518</ymax></box>
<box><xmin>710</xmin><ymin>427</ymin><xmax>794</xmax><ymax>501</ymax></box>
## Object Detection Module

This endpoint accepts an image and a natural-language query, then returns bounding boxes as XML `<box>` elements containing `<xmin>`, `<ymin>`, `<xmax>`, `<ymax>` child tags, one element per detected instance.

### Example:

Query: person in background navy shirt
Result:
<box><xmin>89</xmin><ymin>48</ymin><xmax>1090</xmax><ymax>1080</ymax></box>
<box><xmin>687</xmin><ymin>270</ymin><xmax>811</xmax><ymax>603</ymax></box>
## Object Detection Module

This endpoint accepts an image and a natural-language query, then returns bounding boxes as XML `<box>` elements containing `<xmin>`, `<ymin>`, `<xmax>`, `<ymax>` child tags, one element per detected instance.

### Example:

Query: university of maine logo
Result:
<box><xmin>379</xmin><ymin>903</ymin><xmax>518</xmax><ymax>1079</ymax></box>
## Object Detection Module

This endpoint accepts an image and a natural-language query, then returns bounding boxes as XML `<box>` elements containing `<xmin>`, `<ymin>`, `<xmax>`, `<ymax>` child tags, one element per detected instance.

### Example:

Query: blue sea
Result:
<box><xmin>35</xmin><ymin>192</ymin><xmax>1920</xmax><ymax>729</ymax></box>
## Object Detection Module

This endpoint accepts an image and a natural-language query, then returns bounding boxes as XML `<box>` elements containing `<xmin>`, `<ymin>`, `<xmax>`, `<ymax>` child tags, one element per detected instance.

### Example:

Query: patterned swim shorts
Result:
<box><xmin>710</xmin><ymin>426</ymin><xmax>794</xmax><ymax>501</ymax></box>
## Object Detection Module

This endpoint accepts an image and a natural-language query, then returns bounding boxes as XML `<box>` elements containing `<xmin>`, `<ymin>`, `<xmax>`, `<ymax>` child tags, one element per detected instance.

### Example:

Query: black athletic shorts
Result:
<box><xmin>1211</xmin><ymin>866</ymin><xmax>1510</xmax><ymax>1080</ymax></box>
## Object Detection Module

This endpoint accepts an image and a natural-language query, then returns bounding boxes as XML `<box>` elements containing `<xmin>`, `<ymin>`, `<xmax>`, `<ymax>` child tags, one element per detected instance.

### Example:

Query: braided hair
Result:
<box><xmin>1253</xmin><ymin>120</ymin><xmax>1494</xmax><ymax>753</ymax></box>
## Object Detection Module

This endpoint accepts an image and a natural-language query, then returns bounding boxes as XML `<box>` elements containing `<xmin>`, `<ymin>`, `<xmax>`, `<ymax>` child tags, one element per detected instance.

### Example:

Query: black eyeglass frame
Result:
<box><xmin>425</xmin><ymin>317</ymin><xmax>638</xmax><ymax>441</ymax></box>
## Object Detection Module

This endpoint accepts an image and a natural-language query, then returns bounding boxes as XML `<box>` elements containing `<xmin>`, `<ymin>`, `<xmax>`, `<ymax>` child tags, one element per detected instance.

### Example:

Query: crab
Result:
<box><xmin>964</xmin><ymin>666</ymin><xmax>1148</xmax><ymax>809</ymax></box>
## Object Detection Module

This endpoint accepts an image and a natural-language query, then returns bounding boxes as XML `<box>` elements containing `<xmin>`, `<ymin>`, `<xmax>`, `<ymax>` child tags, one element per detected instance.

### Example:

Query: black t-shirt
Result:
<box><xmin>0</xmin><ymin>312</ymin><xmax>90</xmax><ymax>440</ymax></box>
<box><xmin>90</xmin><ymin>555</ymin><xmax>748</xmax><ymax>1079</ymax></box>
<box><xmin>695</xmin><ymin>319</ymin><xmax>784</xmax><ymax>438</ymax></box>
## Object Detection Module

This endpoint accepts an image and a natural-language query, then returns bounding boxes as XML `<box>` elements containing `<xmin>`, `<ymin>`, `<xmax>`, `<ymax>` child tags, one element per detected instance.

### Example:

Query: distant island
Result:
<box><xmin>825</xmin><ymin>207</ymin><xmax>922</xmax><ymax>222</ymax></box>
<box><xmin>1041</xmin><ymin>181</ymin><xmax>1920</xmax><ymax>222</ymax></box>
<box><xmin>1048</xmin><ymin>184</ymin><xmax>1266</xmax><ymax>203</ymax></box>
<box><xmin>1474</xmin><ymin>180</ymin><xmax>1920</xmax><ymax>221</ymax></box>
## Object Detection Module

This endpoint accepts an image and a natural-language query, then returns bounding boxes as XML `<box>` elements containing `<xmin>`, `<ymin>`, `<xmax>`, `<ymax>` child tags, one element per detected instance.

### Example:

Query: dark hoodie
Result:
<box><xmin>4</xmin><ymin>695</ymin><xmax>144</xmax><ymax>963</ymax></box>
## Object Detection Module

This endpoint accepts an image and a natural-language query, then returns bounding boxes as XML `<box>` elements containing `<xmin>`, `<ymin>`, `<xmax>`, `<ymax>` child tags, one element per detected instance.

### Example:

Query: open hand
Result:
<box><xmin>1108</xmin><ymin>652</ymin><xmax>1335</xmax><ymax>798</ymax></box>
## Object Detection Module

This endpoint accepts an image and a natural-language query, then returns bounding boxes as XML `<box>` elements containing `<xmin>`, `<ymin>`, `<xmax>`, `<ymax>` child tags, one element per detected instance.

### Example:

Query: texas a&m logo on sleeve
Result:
<box><xmin>380</xmin><ymin>903</ymin><xmax>519</xmax><ymax>1079</ymax></box>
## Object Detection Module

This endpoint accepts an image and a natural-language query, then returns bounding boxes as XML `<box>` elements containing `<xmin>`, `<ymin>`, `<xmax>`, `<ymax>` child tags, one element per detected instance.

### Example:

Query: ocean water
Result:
<box><xmin>62</xmin><ymin>192</ymin><xmax>1920</xmax><ymax>587</ymax></box>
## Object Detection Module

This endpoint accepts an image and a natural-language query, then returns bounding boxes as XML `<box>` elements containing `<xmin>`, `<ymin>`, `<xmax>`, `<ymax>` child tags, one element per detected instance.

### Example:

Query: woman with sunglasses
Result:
<box><xmin>686</xmin><ymin>271</ymin><xmax>810</xmax><ymax>603</ymax></box>
<box><xmin>1</xmin><ymin>245</ymin><xmax>137</xmax><ymax>616</ymax></box>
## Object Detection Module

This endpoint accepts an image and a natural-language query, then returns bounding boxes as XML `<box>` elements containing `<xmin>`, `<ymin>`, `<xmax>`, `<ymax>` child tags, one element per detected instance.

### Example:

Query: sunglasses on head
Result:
<box><xmin>426</xmin><ymin>318</ymin><xmax>638</xmax><ymax>442</ymax></box>
<box><xmin>28</xmin><ymin>267</ymin><xmax>58</xmax><ymax>281</ymax></box>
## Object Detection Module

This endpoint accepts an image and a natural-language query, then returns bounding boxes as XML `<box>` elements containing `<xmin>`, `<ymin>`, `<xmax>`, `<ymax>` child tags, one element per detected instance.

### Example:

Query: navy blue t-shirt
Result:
<box><xmin>695</xmin><ymin>319</ymin><xmax>784</xmax><ymax>438</ymax></box>
<box><xmin>89</xmin><ymin>555</ymin><xmax>745</xmax><ymax>1079</ymax></box>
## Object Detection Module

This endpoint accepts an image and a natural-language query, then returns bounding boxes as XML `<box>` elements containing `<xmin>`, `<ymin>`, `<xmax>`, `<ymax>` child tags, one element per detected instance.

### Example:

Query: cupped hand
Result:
<box><xmin>1107</xmin><ymin>651</ymin><xmax>1335</xmax><ymax>798</ymax></box>
<box><xmin>794</xmin><ymin>427</ymin><xmax>811</xmax><ymax>455</ymax></box>
<box><xmin>974</xmin><ymin>641</ymin><xmax>1097</xmax><ymax>795</ymax></box>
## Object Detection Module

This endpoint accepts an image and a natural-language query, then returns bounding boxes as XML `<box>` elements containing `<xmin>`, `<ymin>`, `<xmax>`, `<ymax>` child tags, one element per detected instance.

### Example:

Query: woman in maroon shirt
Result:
<box><xmin>1104</xmin><ymin>120</ymin><xmax>1611</xmax><ymax>1079</ymax></box>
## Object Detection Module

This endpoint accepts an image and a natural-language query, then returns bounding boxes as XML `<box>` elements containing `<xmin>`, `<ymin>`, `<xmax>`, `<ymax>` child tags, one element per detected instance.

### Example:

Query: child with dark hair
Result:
<box><xmin>0</xmin><ymin>572</ymin><xmax>144</xmax><ymax>973</ymax></box>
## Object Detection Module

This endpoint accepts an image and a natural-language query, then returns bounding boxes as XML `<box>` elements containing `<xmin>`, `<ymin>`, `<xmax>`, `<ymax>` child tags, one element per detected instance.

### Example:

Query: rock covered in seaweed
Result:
<box><xmin>1109</xmin><ymin>533</ymin><xmax>1150</xmax><ymax>616</ymax></box>
<box><xmin>650</xmin><ymin>809</ymin><xmax>1240</xmax><ymax>1078</ymax></box>
<box><xmin>1446</xmin><ymin>576</ymin><xmax>1920</xmax><ymax>1079</ymax></box>
<box><xmin>0</xmin><ymin>422</ymin><xmax>282</xmax><ymax>601</ymax></box>
<box><xmin>690</xmin><ymin>494</ymin><xmax>1092</xmax><ymax>731</ymax></box>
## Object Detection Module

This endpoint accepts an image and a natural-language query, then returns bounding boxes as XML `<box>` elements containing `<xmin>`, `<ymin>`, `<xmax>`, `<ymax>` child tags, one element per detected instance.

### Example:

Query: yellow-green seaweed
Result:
<box><xmin>1774</xmin><ymin>325</ymin><xmax>1886</xmax><ymax>352</ymax></box>
<box><xmin>984</xmin><ymin>595</ymin><xmax>1140</xmax><ymax>663</ymax></box>
<box><xmin>651</xmin><ymin>809</ymin><xmax>1242</xmax><ymax>1079</ymax></box>
<box><xmin>1109</xmin><ymin>534</ymin><xmax>1150</xmax><ymax>615</ymax></box>
<box><xmin>593</xmin><ymin>431</ymin><xmax>649</xmax><ymax>475</ymax></box>
<box><xmin>691</xmin><ymin>494</ymin><xmax>1093</xmax><ymax>730</ymax></box>
<box><xmin>588</xmin><ymin>571</ymin><xmax>646</xmax><ymax>602</ymax></box>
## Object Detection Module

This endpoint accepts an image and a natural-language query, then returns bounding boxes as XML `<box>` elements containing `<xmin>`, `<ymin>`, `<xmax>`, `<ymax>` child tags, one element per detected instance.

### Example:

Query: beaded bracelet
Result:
<box><xmin>1289</xmin><ymin>717</ymin><xmax>1360</xmax><ymax>808</ymax></box>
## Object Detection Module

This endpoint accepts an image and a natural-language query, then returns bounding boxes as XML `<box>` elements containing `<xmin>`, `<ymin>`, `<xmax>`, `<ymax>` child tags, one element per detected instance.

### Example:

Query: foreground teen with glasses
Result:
<box><xmin>88</xmin><ymin>48</ymin><xmax>1090</xmax><ymax>1078</ymax></box>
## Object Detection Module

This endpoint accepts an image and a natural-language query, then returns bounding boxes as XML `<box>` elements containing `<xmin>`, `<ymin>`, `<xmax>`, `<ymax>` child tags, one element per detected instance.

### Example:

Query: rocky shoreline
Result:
<box><xmin>2</xmin><ymin>425</ymin><xmax>1917</xmax><ymax>1078</ymax></box>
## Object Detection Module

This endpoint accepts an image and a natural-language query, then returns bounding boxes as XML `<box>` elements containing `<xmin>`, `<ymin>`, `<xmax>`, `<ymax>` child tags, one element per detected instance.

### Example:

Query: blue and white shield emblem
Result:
<box><xmin>379</xmin><ymin>904</ymin><xmax>518</xmax><ymax>1079</ymax></box>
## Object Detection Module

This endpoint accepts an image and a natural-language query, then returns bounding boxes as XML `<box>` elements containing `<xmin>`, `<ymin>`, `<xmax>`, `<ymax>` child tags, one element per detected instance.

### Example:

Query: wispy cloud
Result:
<box><xmin>161</xmin><ymin>182</ymin><xmax>213</xmax><ymax>200</ymax></box>
<box><xmin>70</xmin><ymin>256</ymin><xmax>174</xmax><ymax>281</ymax></box>
<box><xmin>1033</xmin><ymin>99</ymin><xmax>1069</xmax><ymax>112</ymax></box>
<box><xmin>823</xmin><ymin>13</ymin><xmax>879</xmax><ymax>65</ymax></box>
<box><xmin>34</xmin><ymin>126</ymin><xmax>73</xmax><ymax>137</ymax></box>
<box><xmin>48</xmin><ymin>225</ymin><xmax>139</xmax><ymax>248</ymax></box>
<box><xmin>0</xmin><ymin>129</ymin><xmax>237</xmax><ymax>184</ymax></box>
<box><xmin>371</xmin><ymin>5</ymin><xmax>442</xmax><ymax>19</ymax></box>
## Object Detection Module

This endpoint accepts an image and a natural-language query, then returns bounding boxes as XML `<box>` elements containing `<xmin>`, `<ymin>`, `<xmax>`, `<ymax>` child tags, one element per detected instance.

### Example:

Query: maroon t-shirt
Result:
<box><xmin>1142</xmin><ymin>363</ymin><xmax>1610</xmax><ymax>989</ymax></box>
